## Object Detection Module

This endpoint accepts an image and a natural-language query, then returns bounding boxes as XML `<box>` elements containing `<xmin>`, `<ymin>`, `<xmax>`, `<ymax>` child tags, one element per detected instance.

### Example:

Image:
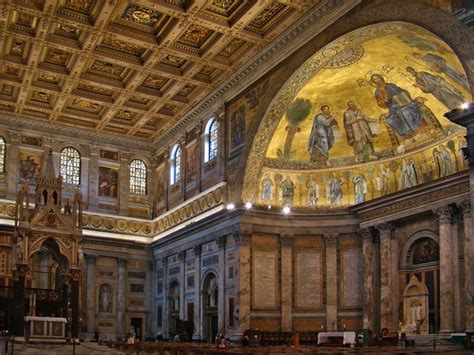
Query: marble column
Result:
<box><xmin>70</xmin><ymin>268</ymin><xmax>81</xmax><ymax>338</ymax></box>
<box><xmin>378</xmin><ymin>223</ymin><xmax>394</xmax><ymax>331</ymax></box>
<box><xmin>451</xmin><ymin>209</ymin><xmax>462</xmax><ymax>331</ymax></box>
<box><xmin>217</xmin><ymin>236</ymin><xmax>226</xmax><ymax>334</ymax></box>
<box><xmin>361</xmin><ymin>228</ymin><xmax>376</xmax><ymax>331</ymax></box>
<box><xmin>193</xmin><ymin>245</ymin><xmax>202</xmax><ymax>340</ymax></box>
<box><xmin>435</xmin><ymin>206</ymin><xmax>455</xmax><ymax>333</ymax></box>
<box><xmin>280</xmin><ymin>235</ymin><xmax>293</xmax><ymax>331</ymax></box>
<box><xmin>118</xmin><ymin>151</ymin><xmax>130</xmax><ymax>216</ymax></box>
<box><xmin>88</xmin><ymin>145</ymin><xmax>100</xmax><ymax>211</ymax></box>
<box><xmin>390</xmin><ymin>229</ymin><xmax>399</xmax><ymax>329</ymax></box>
<box><xmin>178</xmin><ymin>251</ymin><xmax>186</xmax><ymax>321</ymax></box>
<box><xmin>6</xmin><ymin>131</ymin><xmax>21</xmax><ymax>200</ymax></box>
<box><xmin>146</xmin><ymin>261</ymin><xmax>154</xmax><ymax>337</ymax></box>
<box><xmin>85</xmin><ymin>254</ymin><xmax>97</xmax><ymax>333</ymax></box>
<box><xmin>162</xmin><ymin>257</ymin><xmax>169</xmax><ymax>337</ymax></box>
<box><xmin>116</xmin><ymin>258</ymin><xmax>127</xmax><ymax>336</ymax></box>
<box><xmin>324</xmin><ymin>234</ymin><xmax>338</xmax><ymax>330</ymax></box>
<box><xmin>460</xmin><ymin>201</ymin><xmax>474</xmax><ymax>331</ymax></box>
<box><xmin>233</xmin><ymin>231</ymin><xmax>251</xmax><ymax>338</ymax></box>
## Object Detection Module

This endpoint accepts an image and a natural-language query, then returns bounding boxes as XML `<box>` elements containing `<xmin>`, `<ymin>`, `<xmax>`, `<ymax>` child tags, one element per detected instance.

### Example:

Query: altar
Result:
<box><xmin>317</xmin><ymin>331</ymin><xmax>357</xmax><ymax>346</ymax></box>
<box><xmin>25</xmin><ymin>316</ymin><xmax>67</xmax><ymax>342</ymax></box>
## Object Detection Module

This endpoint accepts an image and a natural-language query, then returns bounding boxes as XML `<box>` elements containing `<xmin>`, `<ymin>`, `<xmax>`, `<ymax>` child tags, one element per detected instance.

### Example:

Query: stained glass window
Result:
<box><xmin>130</xmin><ymin>159</ymin><xmax>147</xmax><ymax>195</ymax></box>
<box><xmin>205</xmin><ymin>118</ymin><xmax>218</xmax><ymax>162</ymax></box>
<box><xmin>60</xmin><ymin>147</ymin><xmax>80</xmax><ymax>185</ymax></box>
<box><xmin>0</xmin><ymin>138</ymin><xmax>5</xmax><ymax>173</ymax></box>
<box><xmin>170</xmin><ymin>145</ymin><xmax>181</xmax><ymax>185</ymax></box>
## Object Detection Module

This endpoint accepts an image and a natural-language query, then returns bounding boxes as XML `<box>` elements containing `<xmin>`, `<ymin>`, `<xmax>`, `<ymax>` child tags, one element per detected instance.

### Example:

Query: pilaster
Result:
<box><xmin>193</xmin><ymin>245</ymin><xmax>202</xmax><ymax>340</ymax></box>
<box><xmin>217</xmin><ymin>236</ymin><xmax>226</xmax><ymax>334</ymax></box>
<box><xmin>377</xmin><ymin>223</ymin><xmax>394</xmax><ymax>331</ymax></box>
<box><xmin>435</xmin><ymin>206</ymin><xmax>455</xmax><ymax>333</ymax></box>
<box><xmin>324</xmin><ymin>234</ymin><xmax>338</xmax><ymax>330</ymax></box>
<box><xmin>459</xmin><ymin>201</ymin><xmax>474</xmax><ymax>331</ymax></box>
<box><xmin>280</xmin><ymin>234</ymin><xmax>293</xmax><ymax>331</ymax></box>
<box><xmin>360</xmin><ymin>228</ymin><xmax>375</xmax><ymax>331</ymax></box>
<box><xmin>6</xmin><ymin>131</ymin><xmax>21</xmax><ymax>199</ymax></box>
<box><xmin>233</xmin><ymin>231</ymin><xmax>251</xmax><ymax>337</ymax></box>
<box><xmin>178</xmin><ymin>251</ymin><xmax>186</xmax><ymax>321</ymax></box>
<box><xmin>88</xmin><ymin>145</ymin><xmax>100</xmax><ymax>211</ymax></box>
<box><xmin>118</xmin><ymin>151</ymin><xmax>130</xmax><ymax>216</ymax></box>
<box><xmin>85</xmin><ymin>254</ymin><xmax>97</xmax><ymax>334</ymax></box>
<box><xmin>116</xmin><ymin>257</ymin><xmax>127</xmax><ymax>336</ymax></box>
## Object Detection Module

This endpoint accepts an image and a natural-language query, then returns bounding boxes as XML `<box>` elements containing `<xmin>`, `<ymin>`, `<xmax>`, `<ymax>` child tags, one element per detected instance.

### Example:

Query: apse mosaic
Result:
<box><xmin>252</xmin><ymin>22</ymin><xmax>471</xmax><ymax>208</ymax></box>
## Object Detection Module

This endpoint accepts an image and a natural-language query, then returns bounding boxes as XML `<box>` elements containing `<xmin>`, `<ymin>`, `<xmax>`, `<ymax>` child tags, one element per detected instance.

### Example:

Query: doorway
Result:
<box><xmin>131</xmin><ymin>317</ymin><xmax>142</xmax><ymax>341</ymax></box>
<box><xmin>202</xmin><ymin>273</ymin><xmax>218</xmax><ymax>343</ymax></box>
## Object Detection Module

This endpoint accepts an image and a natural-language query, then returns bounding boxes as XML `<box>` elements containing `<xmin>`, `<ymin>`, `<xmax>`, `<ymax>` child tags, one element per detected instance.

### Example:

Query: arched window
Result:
<box><xmin>0</xmin><ymin>137</ymin><xmax>5</xmax><ymax>173</ymax></box>
<box><xmin>130</xmin><ymin>159</ymin><xmax>147</xmax><ymax>195</ymax></box>
<box><xmin>204</xmin><ymin>118</ymin><xmax>218</xmax><ymax>163</ymax></box>
<box><xmin>60</xmin><ymin>147</ymin><xmax>80</xmax><ymax>185</ymax></box>
<box><xmin>170</xmin><ymin>144</ymin><xmax>181</xmax><ymax>185</ymax></box>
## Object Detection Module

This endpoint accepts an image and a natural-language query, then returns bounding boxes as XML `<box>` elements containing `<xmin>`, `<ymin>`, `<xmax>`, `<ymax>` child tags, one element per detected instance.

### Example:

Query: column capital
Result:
<box><xmin>458</xmin><ymin>200</ymin><xmax>471</xmax><ymax>215</ymax></box>
<box><xmin>434</xmin><ymin>205</ymin><xmax>452</xmax><ymax>225</ymax></box>
<box><xmin>324</xmin><ymin>233</ymin><xmax>338</xmax><ymax>246</ymax></box>
<box><xmin>377</xmin><ymin>223</ymin><xmax>394</xmax><ymax>237</ymax></box>
<box><xmin>160</xmin><ymin>256</ymin><xmax>168</xmax><ymax>267</ymax></box>
<box><xmin>84</xmin><ymin>254</ymin><xmax>96</xmax><ymax>265</ymax></box>
<box><xmin>359</xmin><ymin>228</ymin><xmax>372</xmax><ymax>241</ymax></box>
<box><xmin>119</xmin><ymin>151</ymin><xmax>131</xmax><ymax>163</ymax></box>
<box><xmin>217</xmin><ymin>235</ymin><xmax>227</xmax><ymax>248</ymax></box>
<box><xmin>279</xmin><ymin>234</ymin><xmax>293</xmax><ymax>246</ymax></box>
<box><xmin>193</xmin><ymin>244</ymin><xmax>202</xmax><ymax>256</ymax></box>
<box><xmin>117</xmin><ymin>257</ymin><xmax>128</xmax><ymax>268</ymax></box>
<box><xmin>233</xmin><ymin>231</ymin><xmax>251</xmax><ymax>245</ymax></box>
<box><xmin>89</xmin><ymin>144</ymin><xmax>100</xmax><ymax>155</ymax></box>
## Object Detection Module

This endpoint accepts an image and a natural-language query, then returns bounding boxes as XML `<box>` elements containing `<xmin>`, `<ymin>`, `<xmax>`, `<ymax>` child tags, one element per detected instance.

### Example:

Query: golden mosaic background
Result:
<box><xmin>243</xmin><ymin>22</ymin><xmax>472</xmax><ymax>208</ymax></box>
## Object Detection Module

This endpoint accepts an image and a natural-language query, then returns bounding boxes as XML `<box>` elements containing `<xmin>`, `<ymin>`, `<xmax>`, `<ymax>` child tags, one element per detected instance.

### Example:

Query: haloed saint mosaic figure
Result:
<box><xmin>307</xmin><ymin>105</ymin><xmax>339</xmax><ymax>165</ymax></box>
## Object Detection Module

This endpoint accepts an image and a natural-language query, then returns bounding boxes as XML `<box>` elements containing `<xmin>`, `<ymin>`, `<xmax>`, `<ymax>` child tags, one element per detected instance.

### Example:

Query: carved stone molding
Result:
<box><xmin>459</xmin><ymin>200</ymin><xmax>471</xmax><ymax>215</ymax></box>
<box><xmin>434</xmin><ymin>206</ymin><xmax>452</xmax><ymax>225</ymax></box>
<box><xmin>279</xmin><ymin>234</ymin><xmax>293</xmax><ymax>246</ymax></box>
<box><xmin>117</xmin><ymin>257</ymin><xmax>127</xmax><ymax>268</ymax></box>
<box><xmin>84</xmin><ymin>254</ymin><xmax>96</xmax><ymax>265</ymax></box>
<box><xmin>324</xmin><ymin>233</ymin><xmax>338</xmax><ymax>246</ymax></box>
<box><xmin>377</xmin><ymin>223</ymin><xmax>394</xmax><ymax>238</ymax></box>
<box><xmin>233</xmin><ymin>231</ymin><xmax>251</xmax><ymax>246</ymax></box>
<box><xmin>359</xmin><ymin>228</ymin><xmax>372</xmax><ymax>241</ymax></box>
<box><xmin>193</xmin><ymin>245</ymin><xmax>201</xmax><ymax>256</ymax></box>
<box><xmin>217</xmin><ymin>235</ymin><xmax>227</xmax><ymax>248</ymax></box>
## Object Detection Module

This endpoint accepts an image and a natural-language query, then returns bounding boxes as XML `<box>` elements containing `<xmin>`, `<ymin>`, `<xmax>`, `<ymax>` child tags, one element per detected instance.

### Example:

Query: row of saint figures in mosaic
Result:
<box><xmin>259</xmin><ymin>136</ymin><xmax>467</xmax><ymax>208</ymax></box>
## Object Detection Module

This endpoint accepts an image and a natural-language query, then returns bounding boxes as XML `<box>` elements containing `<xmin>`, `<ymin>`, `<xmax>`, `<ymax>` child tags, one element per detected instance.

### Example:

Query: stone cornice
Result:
<box><xmin>152</xmin><ymin>0</ymin><xmax>361</xmax><ymax>151</ymax></box>
<box><xmin>352</xmin><ymin>172</ymin><xmax>470</xmax><ymax>228</ymax></box>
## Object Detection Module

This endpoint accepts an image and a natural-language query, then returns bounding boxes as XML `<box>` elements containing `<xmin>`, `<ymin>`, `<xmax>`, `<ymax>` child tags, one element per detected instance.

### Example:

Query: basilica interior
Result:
<box><xmin>0</xmin><ymin>0</ymin><xmax>473</xmax><ymax>351</ymax></box>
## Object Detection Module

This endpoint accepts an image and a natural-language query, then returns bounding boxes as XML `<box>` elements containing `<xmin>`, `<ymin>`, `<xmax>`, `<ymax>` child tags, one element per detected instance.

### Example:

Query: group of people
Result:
<box><xmin>306</xmin><ymin>52</ymin><xmax>467</xmax><ymax>166</ymax></box>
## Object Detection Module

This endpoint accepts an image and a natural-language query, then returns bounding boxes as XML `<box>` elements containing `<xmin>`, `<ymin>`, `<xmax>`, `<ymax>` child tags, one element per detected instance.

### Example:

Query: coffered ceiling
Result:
<box><xmin>0</xmin><ymin>0</ymin><xmax>322</xmax><ymax>142</ymax></box>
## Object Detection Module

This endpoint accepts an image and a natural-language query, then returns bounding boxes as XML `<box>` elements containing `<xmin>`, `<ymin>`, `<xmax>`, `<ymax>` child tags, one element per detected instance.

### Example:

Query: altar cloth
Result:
<box><xmin>317</xmin><ymin>331</ymin><xmax>357</xmax><ymax>345</ymax></box>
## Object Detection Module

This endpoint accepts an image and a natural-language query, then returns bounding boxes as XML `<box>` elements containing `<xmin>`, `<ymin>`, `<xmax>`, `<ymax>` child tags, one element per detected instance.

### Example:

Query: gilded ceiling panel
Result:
<box><xmin>0</xmin><ymin>0</ymin><xmax>323</xmax><ymax>141</ymax></box>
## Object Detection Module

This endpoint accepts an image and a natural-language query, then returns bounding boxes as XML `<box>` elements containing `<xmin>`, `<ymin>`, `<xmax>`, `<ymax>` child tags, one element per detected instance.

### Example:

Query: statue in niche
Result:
<box><xmin>406</xmin><ymin>66</ymin><xmax>465</xmax><ymax>110</ymax></box>
<box><xmin>280</xmin><ymin>175</ymin><xmax>295</xmax><ymax>206</ymax></box>
<box><xmin>306</xmin><ymin>177</ymin><xmax>319</xmax><ymax>207</ymax></box>
<box><xmin>343</xmin><ymin>100</ymin><xmax>377</xmax><ymax>161</ymax></box>
<box><xmin>307</xmin><ymin>105</ymin><xmax>339</xmax><ymax>165</ymax></box>
<box><xmin>99</xmin><ymin>284</ymin><xmax>112</xmax><ymax>313</ymax></box>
